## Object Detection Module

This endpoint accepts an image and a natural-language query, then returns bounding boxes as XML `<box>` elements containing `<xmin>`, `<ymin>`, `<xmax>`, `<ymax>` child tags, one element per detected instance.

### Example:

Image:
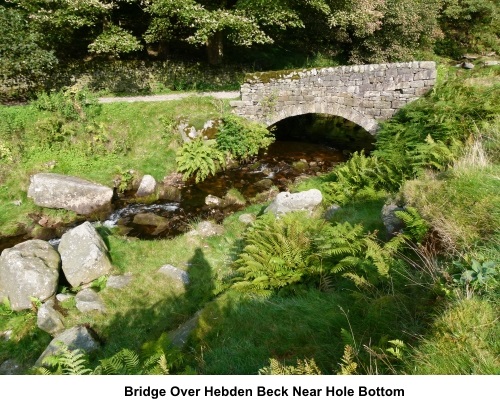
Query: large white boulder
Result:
<box><xmin>136</xmin><ymin>174</ymin><xmax>157</xmax><ymax>197</ymax></box>
<box><xmin>28</xmin><ymin>173</ymin><xmax>113</xmax><ymax>215</ymax></box>
<box><xmin>58</xmin><ymin>222</ymin><xmax>113</xmax><ymax>287</ymax></box>
<box><xmin>0</xmin><ymin>240</ymin><xmax>60</xmax><ymax>311</ymax></box>
<box><xmin>265</xmin><ymin>189</ymin><xmax>323</xmax><ymax>216</ymax></box>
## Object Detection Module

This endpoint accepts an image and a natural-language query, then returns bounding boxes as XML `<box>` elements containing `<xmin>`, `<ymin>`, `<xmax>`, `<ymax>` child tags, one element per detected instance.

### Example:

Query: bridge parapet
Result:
<box><xmin>231</xmin><ymin>61</ymin><xmax>436</xmax><ymax>134</ymax></box>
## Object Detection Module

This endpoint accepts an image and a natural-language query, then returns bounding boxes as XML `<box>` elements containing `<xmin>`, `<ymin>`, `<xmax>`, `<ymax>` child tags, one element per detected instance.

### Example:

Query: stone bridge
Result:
<box><xmin>231</xmin><ymin>61</ymin><xmax>436</xmax><ymax>134</ymax></box>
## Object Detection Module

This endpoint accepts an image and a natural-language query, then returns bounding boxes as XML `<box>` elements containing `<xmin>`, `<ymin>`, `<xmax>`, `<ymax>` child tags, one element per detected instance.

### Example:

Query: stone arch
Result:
<box><xmin>264</xmin><ymin>102</ymin><xmax>379</xmax><ymax>135</ymax></box>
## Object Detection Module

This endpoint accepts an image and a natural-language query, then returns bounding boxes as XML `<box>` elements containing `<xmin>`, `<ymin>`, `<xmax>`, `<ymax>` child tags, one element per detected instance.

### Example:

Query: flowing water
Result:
<box><xmin>110</xmin><ymin>140</ymin><xmax>346</xmax><ymax>239</ymax></box>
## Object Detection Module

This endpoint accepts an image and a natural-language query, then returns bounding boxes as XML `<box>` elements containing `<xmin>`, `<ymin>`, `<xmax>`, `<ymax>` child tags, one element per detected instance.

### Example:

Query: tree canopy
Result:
<box><xmin>0</xmin><ymin>0</ymin><xmax>499</xmax><ymax>96</ymax></box>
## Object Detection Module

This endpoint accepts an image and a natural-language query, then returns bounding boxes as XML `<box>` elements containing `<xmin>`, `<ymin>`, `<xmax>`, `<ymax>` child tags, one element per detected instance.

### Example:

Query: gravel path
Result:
<box><xmin>98</xmin><ymin>90</ymin><xmax>240</xmax><ymax>103</ymax></box>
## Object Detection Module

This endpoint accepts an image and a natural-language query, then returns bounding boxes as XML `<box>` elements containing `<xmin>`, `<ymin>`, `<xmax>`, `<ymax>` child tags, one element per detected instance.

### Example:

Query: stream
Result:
<box><xmin>104</xmin><ymin>140</ymin><xmax>347</xmax><ymax>239</ymax></box>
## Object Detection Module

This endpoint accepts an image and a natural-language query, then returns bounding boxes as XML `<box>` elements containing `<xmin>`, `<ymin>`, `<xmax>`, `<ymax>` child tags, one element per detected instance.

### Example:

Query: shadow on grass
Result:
<box><xmin>91</xmin><ymin>246</ymin><xmax>215</xmax><ymax>364</ymax></box>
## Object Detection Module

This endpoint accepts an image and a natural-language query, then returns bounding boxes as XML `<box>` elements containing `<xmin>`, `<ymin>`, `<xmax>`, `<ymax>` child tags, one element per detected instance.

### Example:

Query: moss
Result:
<box><xmin>244</xmin><ymin>68</ymin><xmax>307</xmax><ymax>84</ymax></box>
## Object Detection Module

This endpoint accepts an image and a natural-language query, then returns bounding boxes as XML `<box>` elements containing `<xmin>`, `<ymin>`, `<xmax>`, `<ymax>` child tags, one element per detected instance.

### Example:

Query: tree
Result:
<box><xmin>328</xmin><ymin>0</ymin><xmax>442</xmax><ymax>63</ymax></box>
<box><xmin>0</xmin><ymin>6</ymin><xmax>57</xmax><ymax>98</ymax></box>
<box><xmin>437</xmin><ymin>0</ymin><xmax>500</xmax><ymax>56</ymax></box>
<box><xmin>145</xmin><ymin>0</ymin><xmax>317</xmax><ymax>65</ymax></box>
<box><xmin>9</xmin><ymin>0</ymin><xmax>143</xmax><ymax>59</ymax></box>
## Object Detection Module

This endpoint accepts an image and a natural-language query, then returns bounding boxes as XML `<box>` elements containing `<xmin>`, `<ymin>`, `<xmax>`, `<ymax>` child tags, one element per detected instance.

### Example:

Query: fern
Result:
<box><xmin>337</xmin><ymin>345</ymin><xmax>358</xmax><ymax>375</ymax></box>
<box><xmin>37</xmin><ymin>344</ymin><xmax>92</xmax><ymax>375</ymax></box>
<box><xmin>37</xmin><ymin>344</ymin><xmax>173</xmax><ymax>375</ymax></box>
<box><xmin>176</xmin><ymin>138</ymin><xmax>226</xmax><ymax>183</ymax></box>
<box><xmin>395</xmin><ymin>207</ymin><xmax>430</xmax><ymax>243</ymax></box>
<box><xmin>234</xmin><ymin>213</ymin><xmax>320</xmax><ymax>291</ymax></box>
<box><xmin>324</xmin><ymin>151</ymin><xmax>401</xmax><ymax>204</ymax></box>
<box><xmin>410</xmin><ymin>135</ymin><xmax>462</xmax><ymax>173</ymax></box>
<box><xmin>259</xmin><ymin>358</ymin><xmax>322</xmax><ymax>375</ymax></box>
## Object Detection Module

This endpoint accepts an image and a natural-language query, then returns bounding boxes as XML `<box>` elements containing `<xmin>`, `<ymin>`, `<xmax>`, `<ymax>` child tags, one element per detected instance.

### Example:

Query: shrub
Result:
<box><xmin>216</xmin><ymin>115</ymin><xmax>274</xmax><ymax>162</ymax></box>
<box><xmin>33</xmin><ymin>88</ymin><xmax>101</xmax><ymax>121</ymax></box>
<box><xmin>176</xmin><ymin>138</ymin><xmax>226</xmax><ymax>183</ymax></box>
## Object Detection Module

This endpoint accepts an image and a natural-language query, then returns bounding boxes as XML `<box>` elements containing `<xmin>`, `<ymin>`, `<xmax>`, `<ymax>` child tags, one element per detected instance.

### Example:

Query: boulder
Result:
<box><xmin>382</xmin><ymin>203</ymin><xmax>405</xmax><ymax>238</ymax></box>
<box><xmin>253</xmin><ymin>178</ymin><xmax>274</xmax><ymax>191</ymax></box>
<box><xmin>158</xmin><ymin>264</ymin><xmax>190</xmax><ymax>290</ymax></box>
<box><xmin>205</xmin><ymin>194</ymin><xmax>224</xmax><ymax>207</ymax></box>
<box><xmin>292</xmin><ymin>160</ymin><xmax>309</xmax><ymax>172</ymax></box>
<box><xmin>265</xmin><ymin>189</ymin><xmax>323</xmax><ymax>216</ymax></box>
<box><xmin>1</xmin><ymin>330</ymin><xmax>13</xmax><ymax>341</ymax></box>
<box><xmin>136</xmin><ymin>175</ymin><xmax>157</xmax><ymax>197</ymax></box>
<box><xmin>58</xmin><ymin>222</ymin><xmax>113</xmax><ymax>287</ymax></box>
<box><xmin>35</xmin><ymin>325</ymin><xmax>100</xmax><ymax>366</ymax></box>
<box><xmin>483</xmin><ymin>60</ymin><xmax>500</xmax><ymax>67</ymax></box>
<box><xmin>462</xmin><ymin>62</ymin><xmax>474</xmax><ymax>69</ymax></box>
<box><xmin>106</xmin><ymin>273</ymin><xmax>133</xmax><ymax>289</ymax></box>
<box><xmin>224</xmin><ymin>189</ymin><xmax>246</xmax><ymax>206</ymax></box>
<box><xmin>168</xmin><ymin>310</ymin><xmax>202</xmax><ymax>348</ymax></box>
<box><xmin>27</xmin><ymin>173</ymin><xmax>113</xmax><ymax>215</ymax></box>
<box><xmin>239</xmin><ymin>213</ymin><xmax>256</xmax><ymax>224</ymax></box>
<box><xmin>0</xmin><ymin>240</ymin><xmax>60</xmax><ymax>311</ymax></box>
<box><xmin>37</xmin><ymin>300</ymin><xmax>65</xmax><ymax>335</ymax></box>
<box><xmin>75</xmin><ymin>289</ymin><xmax>106</xmax><ymax>313</ymax></box>
<box><xmin>132</xmin><ymin>213</ymin><xmax>169</xmax><ymax>235</ymax></box>
<box><xmin>0</xmin><ymin>359</ymin><xmax>22</xmax><ymax>375</ymax></box>
<box><xmin>189</xmin><ymin>221</ymin><xmax>224</xmax><ymax>237</ymax></box>
<box><xmin>324</xmin><ymin>204</ymin><xmax>341</xmax><ymax>220</ymax></box>
<box><xmin>56</xmin><ymin>293</ymin><xmax>74</xmax><ymax>303</ymax></box>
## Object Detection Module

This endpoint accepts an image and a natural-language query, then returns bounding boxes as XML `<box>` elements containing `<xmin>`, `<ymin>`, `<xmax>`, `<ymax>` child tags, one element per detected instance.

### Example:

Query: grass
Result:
<box><xmin>407</xmin><ymin>297</ymin><xmax>500</xmax><ymax>374</ymax></box>
<box><xmin>1</xmin><ymin>64</ymin><xmax>499</xmax><ymax>375</ymax></box>
<box><xmin>191</xmin><ymin>289</ymin><xmax>350</xmax><ymax>374</ymax></box>
<box><xmin>0</xmin><ymin>95</ymin><xmax>231</xmax><ymax>236</ymax></box>
<box><xmin>403</xmin><ymin>165</ymin><xmax>500</xmax><ymax>253</ymax></box>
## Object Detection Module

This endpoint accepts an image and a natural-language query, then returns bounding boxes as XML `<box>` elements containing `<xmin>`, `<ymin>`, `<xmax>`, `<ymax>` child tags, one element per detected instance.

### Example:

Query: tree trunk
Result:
<box><xmin>206</xmin><ymin>31</ymin><xmax>224</xmax><ymax>65</ymax></box>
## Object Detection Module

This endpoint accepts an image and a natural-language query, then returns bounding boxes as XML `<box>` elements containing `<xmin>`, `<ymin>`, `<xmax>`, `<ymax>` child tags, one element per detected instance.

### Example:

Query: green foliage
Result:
<box><xmin>375</xmin><ymin>70</ymin><xmax>500</xmax><ymax>182</ymax></box>
<box><xmin>259</xmin><ymin>358</ymin><xmax>322</xmax><ymax>375</ymax></box>
<box><xmin>33</xmin><ymin>88</ymin><xmax>100</xmax><ymax>121</ymax></box>
<box><xmin>38</xmin><ymin>344</ymin><xmax>93</xmax><ymax>375</ymax></box>
<box><xmin>233</xmin><ymin>212</ymin><xmax>403</xmax><ymax>292</ymax></box>
<box><xmin>437</xmin><ymin>0</ymin><xmax>500</xmax><ymax>57</ymax></box>
<box><xmin>403</xmin><ymin>165</ymin><xmax>500</xmax><ymax>252</ymax></box>
<box><xmin>330</xmin><ymin>0</ymin><xmax>442</xmax><ymax>63</ymax></box>
<box><xmin>95</xmin><ymin>348</ymin><xmax>171</xmax><ymax>375</ymax></box>
<box><xmin>0</xmin><ymin>141</ymin><xmax>14</xmax><ymax>163</ymax></box>
<box><xmin>90</xmin><ymin>276</ymin><xmax>108</xmax><ymax>292</ymax></box>
<box><xmin>233</xmin><ymin>213</ymin><xmax>320</xmax><ymax>291</ymax></box>
<box><xmin>37</xmin><ymin>345</ymin><xmax>172</xmax><ymax>375</ymax></box>
<box><xmin>145</xmin><ymin>0</ymin><xmax>307</xmax><ymax>63</ymax></box>
<box><xmin>453</xmin><ymin>259</ymin><xmax>499</xmax><ymax>296</ymax></box>
<box><xmin>395</xmin><ymin>207</ymin><xmax>430</xmax><ymax>243</ymax></box>
<box><xmin>114</xmin><ymin>168</ymin><xmax>137</xmax><ymax>194</ymax></box>
<box><xmin>88</xmin><ymin>24</ymin><xmax>143</xmax><ymax>57</ymax></box>
<box><xmin>323</xmin><ymin>151</ymin><xmax>401</xmax><ymax>204</ymax></box>
<box><xmin>410</xmin><ymin>135</ymin><xmax>463</xmax><ymax>174</ymax></box>
<box><xmin>409</xmin><ymin>297</ymin><xmax>500</xmax><ymax>374</ymax></box>
<box><xmin>216</xmin><ymin>115</ymin><xmax>274</xmax><ymax>162</ymax></box>
<box><xmin>337</xmin><ymin>344</ymin><xmax>358</xmax><ymax>375</ymax></box>
<box><xmin>0</xmin><ymin>6</ymin><xmax>57</xmax><ymax>99</ymax></box>
<box><xmin>176</xmin><ymin>138</ymin><xmax>226</xmax><ymax>183</ymax></box>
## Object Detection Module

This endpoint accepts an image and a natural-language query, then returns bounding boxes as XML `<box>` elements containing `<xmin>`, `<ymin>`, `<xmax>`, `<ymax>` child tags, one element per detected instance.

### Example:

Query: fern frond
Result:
<box><xmin>337</xmin><ymin>345</ymin><xmax>358</xmax><ymax>375</ymax></box>
<box><xmin>259</xmin><ymin>358</ymin><xmax>322</xmax><ymax>375</ymax></box>
<box><xmin>39</xmin><ymin>344</ymin><xmax>92</xmax><ymax>375</ymax></box>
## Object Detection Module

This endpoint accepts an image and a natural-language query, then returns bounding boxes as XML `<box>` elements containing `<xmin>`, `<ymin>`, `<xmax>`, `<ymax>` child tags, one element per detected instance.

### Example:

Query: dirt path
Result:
<box><xmin>98</xmin><ymin>90</ymin><xmax>240</xmax><ymax>103</ymax></box>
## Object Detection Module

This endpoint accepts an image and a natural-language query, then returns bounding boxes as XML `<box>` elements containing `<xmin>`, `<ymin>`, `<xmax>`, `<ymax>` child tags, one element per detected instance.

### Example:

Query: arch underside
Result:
<box><xmin>264</xmin><ymin>102</ymin><xmax>379</xmax><ymax>135</ymax></box>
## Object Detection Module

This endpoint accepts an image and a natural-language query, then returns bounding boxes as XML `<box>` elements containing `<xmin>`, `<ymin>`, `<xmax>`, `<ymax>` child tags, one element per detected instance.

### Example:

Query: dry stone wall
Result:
<box><xmin>231</xmin><ymin>61</ymin><xmax>436</xmax><ymax>134</ymax></box>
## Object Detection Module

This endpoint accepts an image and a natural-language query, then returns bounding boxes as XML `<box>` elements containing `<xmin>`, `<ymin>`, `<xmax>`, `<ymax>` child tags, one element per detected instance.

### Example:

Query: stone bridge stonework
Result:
<box><xmin>231</xmin><ymin>61</ymin><xmax>436</xmax><ymax>134</ymax></box>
